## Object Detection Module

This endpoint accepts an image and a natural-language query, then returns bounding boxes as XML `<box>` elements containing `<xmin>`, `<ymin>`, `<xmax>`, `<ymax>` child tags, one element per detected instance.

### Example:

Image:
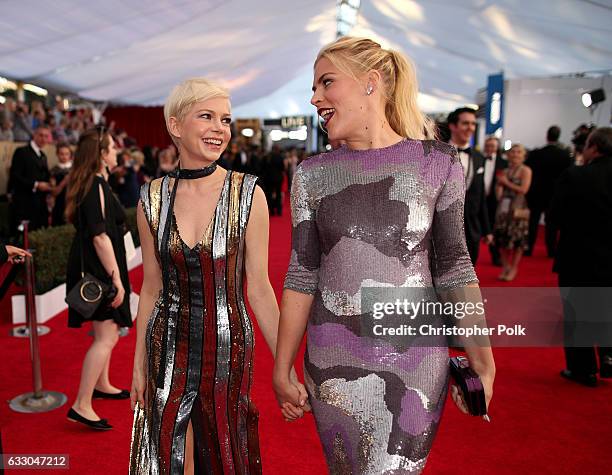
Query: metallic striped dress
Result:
<box><xmin>130</xmin><ymin>171</ymin><xmax>262</xmax><ymax>474</ymax></box>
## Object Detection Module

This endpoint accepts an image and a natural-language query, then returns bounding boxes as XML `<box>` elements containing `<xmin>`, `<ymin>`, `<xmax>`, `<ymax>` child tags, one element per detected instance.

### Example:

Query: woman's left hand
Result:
<box><xmin>451</xmin><ymin>371</ymin><xmax>494</xmax><ymax>415</ymax></box>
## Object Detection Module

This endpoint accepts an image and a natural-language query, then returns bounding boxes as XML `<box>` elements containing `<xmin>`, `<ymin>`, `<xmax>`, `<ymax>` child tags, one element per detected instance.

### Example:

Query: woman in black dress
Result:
<box><xmin>65</xmin><ymin>127</ymin><xmax>132</xmax><ymax>430</ymax></box>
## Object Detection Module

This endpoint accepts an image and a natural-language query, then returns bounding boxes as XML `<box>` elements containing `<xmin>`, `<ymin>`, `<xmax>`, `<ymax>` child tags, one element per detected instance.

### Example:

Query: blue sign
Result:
<box><xmin>485</xmin><ymin>73</ymin><xmax>504</xmax><ymax>135</ymax></box>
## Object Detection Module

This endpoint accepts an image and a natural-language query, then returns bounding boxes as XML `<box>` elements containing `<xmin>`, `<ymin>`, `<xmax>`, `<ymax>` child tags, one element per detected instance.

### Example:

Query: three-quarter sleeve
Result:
<box><xmin>80</xmin><ymin>181</ymin><xmax>106</xmax><ymax>237</ymax></box>
<box><xmin>283</xmin><ymin>165</ymin><xmax>321</xmax><ymax>294</ymax></box>
<box><xmin>431</xmin><ymin>153</ymin><xmax>478</xmax><ymax>289</ymax></box>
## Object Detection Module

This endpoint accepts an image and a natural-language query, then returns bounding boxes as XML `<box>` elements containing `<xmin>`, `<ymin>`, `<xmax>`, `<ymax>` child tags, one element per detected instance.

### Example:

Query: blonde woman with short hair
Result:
<box><xmin>274</xmin><ymin>37</ymin><xmax>496</xmax><ymax>473</ymax></box>
<box><xmin>129</xmin><ymin>78</ymin><xmax>305</xmax><ymax>474</ymax></box>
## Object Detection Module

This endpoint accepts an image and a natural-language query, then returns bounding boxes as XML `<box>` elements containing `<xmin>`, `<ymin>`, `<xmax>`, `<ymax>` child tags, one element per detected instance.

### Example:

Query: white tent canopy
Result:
<box><xmin>1</xmin><ymin>0</ymin><xmax>611</xmax><ymax>116</ymax></box>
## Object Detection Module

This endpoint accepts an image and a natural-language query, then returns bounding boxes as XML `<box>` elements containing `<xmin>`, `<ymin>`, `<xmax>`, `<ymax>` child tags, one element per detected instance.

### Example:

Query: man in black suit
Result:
<box><xmin>525</xmin><ymin>126</ymin><xmax>573</xmax><ymax>257</ymax></box>
<box><xmin>447</xmin><ymin>107</ymin><xmax>492</xmax><ymax>265</ymax></box>
<box><xmin>549</xmin><ymin>127</ymin><xmax>612</xmax><ymax>386</ymax></box>
<box><xmin>483</xmin><ymin>136</ymin><xmax>507</xmax><ymax>266</ymax></box>
<box><xmin>8</xmin><ymin>126</ymin><xmax>52</xmax><ymax>232</ymax></box>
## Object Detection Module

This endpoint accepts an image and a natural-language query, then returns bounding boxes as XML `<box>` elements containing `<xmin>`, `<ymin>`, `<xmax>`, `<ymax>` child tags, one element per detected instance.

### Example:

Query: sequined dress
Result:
<box><xmin>284</xmin><ymin>140</ymin><xmax>477</xmax><ymax>474</ymax></box>
<box><xmin>494</xmin><ymin>165</ymin><xmax>530</xmax><ymax>250</ymax></box>
<box><xmin>130</xmin><ymin>171</ymin><xmax>262</xmax><ymax>474</ymax></box>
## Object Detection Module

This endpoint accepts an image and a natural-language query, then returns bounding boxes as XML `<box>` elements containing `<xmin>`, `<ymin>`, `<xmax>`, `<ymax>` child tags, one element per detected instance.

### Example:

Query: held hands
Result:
<box><xmin>273</xmin><ymin>369</ymin><xmax>311</xmax><ymax>422</ymax></box>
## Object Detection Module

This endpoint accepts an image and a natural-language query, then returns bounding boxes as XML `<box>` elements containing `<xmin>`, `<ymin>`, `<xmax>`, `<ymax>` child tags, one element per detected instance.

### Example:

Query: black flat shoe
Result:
<box><xmin>560</xmin><ymin>369</ymin><xmax>597</xmax><ymax>387</ymax></box>
<box><xmin>67</xmin><ymin>408</ymin><xmax>112</xmax><ymax>430</ymax></box>
<box><xmin>93</xmin><ymin>389</ymin><xmax>130</xmax><ymax>400</ymax></box>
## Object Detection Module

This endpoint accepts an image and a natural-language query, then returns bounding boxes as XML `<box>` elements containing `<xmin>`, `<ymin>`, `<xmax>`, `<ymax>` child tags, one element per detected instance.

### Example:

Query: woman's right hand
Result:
<box><xmin>272</xmin><ymin>373</ymin><xmax>307</xmax><ymax>422</ymax></box>
<box><xmin>110</xmin><ymin>280</ymin><xmax>125</xmax><ymax>309</ymax></box>
<box><xmin>130</xmin><ymin>364</ymin><xmax>145</xmax><ymax>411</ymax></box>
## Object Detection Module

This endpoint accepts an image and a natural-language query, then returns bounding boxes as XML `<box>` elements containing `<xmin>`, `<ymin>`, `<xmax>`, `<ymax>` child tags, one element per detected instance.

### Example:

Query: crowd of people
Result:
<box><xmin>444</xmin><ymin>106</ymin><xmax>600</xmax><ymax>284</ymax></box>
<box><xmin>2</xmin><ymin>119</ymin><xmax>309</xmax><ymax>238</ymax></box>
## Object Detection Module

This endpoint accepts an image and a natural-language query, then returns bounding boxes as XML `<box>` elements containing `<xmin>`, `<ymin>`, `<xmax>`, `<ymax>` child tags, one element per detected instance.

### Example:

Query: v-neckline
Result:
<box><xmin>169</xmin><ymin>171</ymin><xmax>229</xmax><ymax>251</ymax></box>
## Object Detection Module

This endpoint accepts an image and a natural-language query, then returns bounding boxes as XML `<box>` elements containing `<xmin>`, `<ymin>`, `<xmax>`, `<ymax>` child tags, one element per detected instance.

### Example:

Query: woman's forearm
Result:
<box><xmin>247</xmin><ymin>280</ymin><xmax>280</xmax><ymax>357</ymax></box>
<box><xmin>464</xmin><ymin>345</ymin><xmax>496</xmax><ymax>378</ymax></box>
<box><xmin>92</xmin><ymin>233</ymin><xmax>121</xmax><ymax>282</ymax></box>
<box><xmin>274</xmin><ymin>289</ymin><xmax>313</xmax><ymax>380</ymax></box>
<box><xmin>437</xmin><ymin>283</ymin><xmax>496</xmax><ymax>376</ymax></box>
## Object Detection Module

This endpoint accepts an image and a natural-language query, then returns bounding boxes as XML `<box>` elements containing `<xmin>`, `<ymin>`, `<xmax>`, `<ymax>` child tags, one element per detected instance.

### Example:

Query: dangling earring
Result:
<box><xmin>366</xmin><ymin>85</ymin><xmax>373</xmax><ymax>95</ymax></box>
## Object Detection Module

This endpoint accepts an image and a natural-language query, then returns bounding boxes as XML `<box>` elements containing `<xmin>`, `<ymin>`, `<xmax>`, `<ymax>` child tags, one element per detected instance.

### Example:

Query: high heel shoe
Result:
<box><xmin>93</xmin><ymin>389</ymin><xmax>130</xmax><ymax>400</ymax></box>
<box><xmin>67</xmin><ymin>407</ymin><xmax>113</xmax><ymax>430</ymax></box>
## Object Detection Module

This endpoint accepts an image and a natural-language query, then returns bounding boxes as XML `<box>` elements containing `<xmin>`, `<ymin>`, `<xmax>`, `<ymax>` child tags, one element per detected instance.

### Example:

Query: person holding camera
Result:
<box><xmin>64</xmin><ymin>126</ymin><xmax>132</xmax><ymax>430</ymax></box>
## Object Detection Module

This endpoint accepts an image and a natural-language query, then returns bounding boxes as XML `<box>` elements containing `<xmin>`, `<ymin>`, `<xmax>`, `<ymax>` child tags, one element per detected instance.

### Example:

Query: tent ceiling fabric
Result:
<box><xmin>1</xmin><ymin>0</ymin><xmax>611</xmax><ymax>116</ymax></box>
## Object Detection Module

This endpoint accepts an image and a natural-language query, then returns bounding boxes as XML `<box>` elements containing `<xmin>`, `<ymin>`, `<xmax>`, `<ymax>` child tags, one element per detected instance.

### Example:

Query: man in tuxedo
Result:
<box><xmin>9</xmin><ymin>125</ymin><xmax>52</xmax><ymax>232</ymax></box>
<box><xmin>525</xmin><ymin>126</ymin><xmax>573</xmax><ymax>257</ymax></box>
<box><xmin>483</xmin><ymin>137</ymin><xmax>507</xmax><ymax>266</ymax></box>
<box><xmin>447</xmin><ymin>107</ymin><xmax>492</xmax><ymax>265</ymax></box>
<box><xmin>549</xmin><ymin>127</ymin><xmax>612</xmax><ymax>386</ymax></box>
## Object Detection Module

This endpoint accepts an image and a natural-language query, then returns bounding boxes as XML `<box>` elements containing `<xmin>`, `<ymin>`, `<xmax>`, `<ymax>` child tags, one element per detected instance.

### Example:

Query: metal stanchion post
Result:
<box><xmin>9</xmin><ymin>224</ymin><xmax>67</xmax><ymax>413</ymax></box>
<box><xmin>10</xmin><ymin>221</ymin><xmax>50</xmax><ymax>338</ymax></box>
<box><xmin>9</xmin><ymin>255</ymin><xmax>68</xmax><ymax>412</ymax></box>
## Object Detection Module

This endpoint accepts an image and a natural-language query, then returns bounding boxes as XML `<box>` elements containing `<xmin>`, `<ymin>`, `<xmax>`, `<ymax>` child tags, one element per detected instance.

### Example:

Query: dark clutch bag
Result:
<box><xmin>65</xmin><ymin>273</ymin><xmax>116</xmax><ymax>320</ymax></box>
<box><xmin>449</xmin><ymin>356</ymin><xmax>487</xmax><ymax>416</ymax></box>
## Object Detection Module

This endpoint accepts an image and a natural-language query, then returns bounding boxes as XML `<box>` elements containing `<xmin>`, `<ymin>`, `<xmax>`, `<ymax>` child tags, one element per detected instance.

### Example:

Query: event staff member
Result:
<box><xmin>447</xmin><ymin>107</ymin><xmax>492</xmax><ymax>265</ymax></box>
<box><xmin>9</xmin><ymin>125</ymin><xmax>53</xmax><ymax>231</ymax></box>
<box><xmin>549</xmin><ymin>127</ymin><xmax>612</xmax><ymax>386</ymax></box>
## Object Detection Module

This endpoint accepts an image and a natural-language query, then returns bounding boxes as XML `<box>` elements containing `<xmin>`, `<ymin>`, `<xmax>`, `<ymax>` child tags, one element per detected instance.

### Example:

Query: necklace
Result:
<box><xmin>170</xmin><ymin>161</ymin><xmax>217</xmax><ymax>179</ymax></box>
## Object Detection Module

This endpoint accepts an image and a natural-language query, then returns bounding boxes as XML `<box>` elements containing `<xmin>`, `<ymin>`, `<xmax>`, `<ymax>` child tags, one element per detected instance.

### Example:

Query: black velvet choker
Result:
<box><xmin>170</xmin><ymin>161</ymin><xmax>217</xmax><ymax>179</ymax></box>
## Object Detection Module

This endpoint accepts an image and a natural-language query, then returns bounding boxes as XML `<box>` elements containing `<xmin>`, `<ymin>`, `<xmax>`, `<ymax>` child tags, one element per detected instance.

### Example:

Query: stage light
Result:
<box><xmin>241</xmin><ymin>128</ymin><xmax>254</xmax><ymax>137</ymax></box>
<box><xmin>504</xmin><ymin>139</ymin><xmax>512</xmax><ymax>151</ymax></box>
<box><xmin>23</xmin><ymin>83</ymin><xmax>48</xmax><ymax>96</ymax></box>
<box><xmin>581</xmin><ymin>88</ymin><xmax>605</xmax><ymax>108</ymax></box>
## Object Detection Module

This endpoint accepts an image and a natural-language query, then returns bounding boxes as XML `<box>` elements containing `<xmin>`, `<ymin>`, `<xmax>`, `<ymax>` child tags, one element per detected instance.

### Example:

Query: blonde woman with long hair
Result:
<box><xmin>273</xmin><ymin>37</ymin><xmax>496</xmax><ymax>473</ymax></box>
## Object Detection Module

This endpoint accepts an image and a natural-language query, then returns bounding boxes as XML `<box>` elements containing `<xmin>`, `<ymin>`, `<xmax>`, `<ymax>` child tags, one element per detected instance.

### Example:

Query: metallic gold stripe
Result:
<box><xmin>225</xmin><ymin>173</ymin><xmax>246</xmax><ymax>472</ymax></box>
<box><xmin>236</xmin><ymin>174</ymin><xmax>259</xmax><ymax>471</ymax></box>
<box><xmin>211</xmin><ymin>171</ymin><xmax>236</xmax><ymax>473</ymax></box>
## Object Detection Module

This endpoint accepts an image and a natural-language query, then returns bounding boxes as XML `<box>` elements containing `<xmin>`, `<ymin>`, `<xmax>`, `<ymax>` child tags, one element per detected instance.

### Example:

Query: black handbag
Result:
<box><xmin>449</xmin><ymin>356</ymin><xmax>488</xmax><ymax>416</ymax></box>
<box><xmin>65</xmin><ymin>206</ymin><xmax>116</xmax><ymax>319</ymax></box>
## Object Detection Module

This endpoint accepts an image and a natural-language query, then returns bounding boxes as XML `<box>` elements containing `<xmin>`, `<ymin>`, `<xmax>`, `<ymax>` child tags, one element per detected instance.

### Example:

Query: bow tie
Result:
<box><xmin>457</xmin><ymin>147</ymin><xmax>471</xmax><ymax>154</ymax></box>
<box><xmin>485</xmin><ymin>155</ymin><xmax>494</xmax><ymax>161</ymax></box>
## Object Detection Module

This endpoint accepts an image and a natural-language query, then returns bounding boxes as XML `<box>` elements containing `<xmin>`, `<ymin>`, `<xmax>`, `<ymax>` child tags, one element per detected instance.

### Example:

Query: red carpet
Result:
<box><xmin>1</xmin><ymin>204</ymin><xmax>610</xmax><ymax>474</ymax></box>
